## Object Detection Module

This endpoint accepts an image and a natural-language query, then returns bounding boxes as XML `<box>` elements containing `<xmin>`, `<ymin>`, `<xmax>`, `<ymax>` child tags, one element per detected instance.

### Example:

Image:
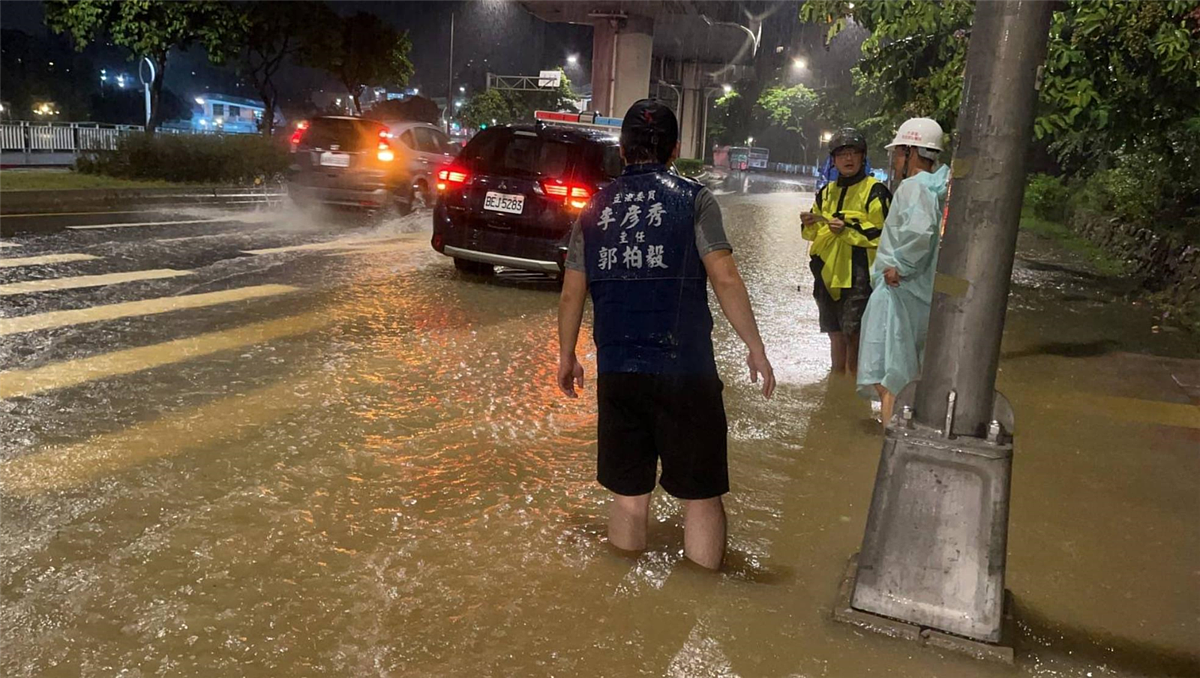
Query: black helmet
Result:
<box><xmin>829</xmin><ymin>127</ymin><xmax>867</xmax><ymax>154</ymax></box>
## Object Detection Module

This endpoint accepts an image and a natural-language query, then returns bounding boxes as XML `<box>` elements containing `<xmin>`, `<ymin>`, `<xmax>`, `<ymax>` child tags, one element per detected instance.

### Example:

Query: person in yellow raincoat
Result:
<box><xmin>856</xmin><ymin>118</ymin><xmax>950</xmax><ymax>426</ymax></box>
<box><xmin>800</xmin><ymin>128</ymin><xmax>892</xmax><ymax>374</ymax></box>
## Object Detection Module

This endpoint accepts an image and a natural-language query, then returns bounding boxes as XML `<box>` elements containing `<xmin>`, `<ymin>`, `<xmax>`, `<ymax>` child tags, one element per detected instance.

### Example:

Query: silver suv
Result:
<box><xmin>386</xmin><ymin>121</ymin><xmax>460</xmax><ymax>211</ymax></box>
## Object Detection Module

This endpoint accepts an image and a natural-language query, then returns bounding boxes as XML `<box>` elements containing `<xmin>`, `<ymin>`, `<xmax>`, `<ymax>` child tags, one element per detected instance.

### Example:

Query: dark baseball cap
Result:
<box><xmin>620</xmin><ymin>99</ymin><xmax>678</xmax><ymax>162</ymax></box>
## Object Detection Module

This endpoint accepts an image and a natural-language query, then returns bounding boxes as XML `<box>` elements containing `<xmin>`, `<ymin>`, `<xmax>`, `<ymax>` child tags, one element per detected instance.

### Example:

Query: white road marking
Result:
<box><xmin>0</xmin><ymin>284</ymin><xmax>298</xmax><ymax>335</ymax></box>
<box><xmin>0</xmin><ymin>268</ymin><xmax>192</xmax><ymax>296</ymax></box>
<box><xmin>0</xmin><ymin>253</ymin><xmax>98</xmax><ymax>268</ymax></box>
<box><xmin>242</xmin><ymin>235</ymin><xmax>401</xmax><ymax>256</ymax></box>
<box><xmin>67</xmin><ymin>218</ymin><xmax>227</xmax><ymax>231</ymax></box>
<box><xmin>0</xmin><ymin>310</ymin><xmax>330</xmax><ymax>400</ymax></box>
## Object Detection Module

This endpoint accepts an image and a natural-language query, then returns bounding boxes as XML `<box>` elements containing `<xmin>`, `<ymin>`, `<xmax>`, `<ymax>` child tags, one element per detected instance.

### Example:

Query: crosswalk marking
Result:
<box><xmin>326</xmin><ymin>242</ymin><xmax>423</xmax><ymax>257</ymax></box>
<box><xmin>66</xmin><ymin>218</ymin><xmax>226</xmax><ymax>231</ymax></box>
<box><xmin>0</xmin><ymin>310</ymin><xmax>330</xmax><ymax>400</ymax></box>
<box><xmin>0</xmin><ymin>253</ymin><xmax>98</xmax><ymax>268</ymax></box>
<box><xmin>0</xmin><ymin>269</ymin><xmax>192</xmax><ymax>296</ymax></box>
<box><xmin>242</xmin><ymin>235</ymin><xmax>401</xmax><ymax>256</ymax></box>
<box><xmin>0</xmin><ymin>284</ymin><xmax>298</xmax><ymax>336</ymax></box>
<box><xmin>0</xmin><ymin>376</ymin><xmax>310</xmax><ymax>496</ymax></box>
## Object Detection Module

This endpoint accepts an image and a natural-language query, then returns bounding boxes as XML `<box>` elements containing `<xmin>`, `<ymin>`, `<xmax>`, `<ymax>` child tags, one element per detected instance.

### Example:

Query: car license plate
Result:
<box><xmin>319</xmin><ymin>152</ymin><xmax>350</xmax><ymax>168</ymax></box>
<box><xmin>483</xmin><ymin>191</ymin><xmax>525</xmax><ymax>215</ymax></box>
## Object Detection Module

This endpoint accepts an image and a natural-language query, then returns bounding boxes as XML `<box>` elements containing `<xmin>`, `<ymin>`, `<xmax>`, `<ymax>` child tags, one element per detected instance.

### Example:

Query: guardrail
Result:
<box><xmin>1</xmin><ymin>121</ymin><xmax>147</xmax><ymax>153</ymax></box>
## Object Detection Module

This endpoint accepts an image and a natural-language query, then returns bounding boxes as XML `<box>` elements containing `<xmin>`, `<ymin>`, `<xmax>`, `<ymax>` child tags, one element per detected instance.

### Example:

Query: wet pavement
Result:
<box><xmin>1</xmin><ymin>176</ymin><xmax>1197</xmax><ymax>677</ymax></box>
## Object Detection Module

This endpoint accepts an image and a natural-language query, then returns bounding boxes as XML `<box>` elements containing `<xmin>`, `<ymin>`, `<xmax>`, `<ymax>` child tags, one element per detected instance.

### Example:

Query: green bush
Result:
<box><xmin>1024</xmin><ymin>173</ymin><xmax>1070</xmax><ymax>222</ymax></box>
<box><xmin>78</xmin><ymin>133</ymin><xmax>289</xmax><ymax>184</ymax></box>
<box><xmin>673</xmin><ymin>158</ymin><xmax>705</xmax><ymax>177</ymax></box>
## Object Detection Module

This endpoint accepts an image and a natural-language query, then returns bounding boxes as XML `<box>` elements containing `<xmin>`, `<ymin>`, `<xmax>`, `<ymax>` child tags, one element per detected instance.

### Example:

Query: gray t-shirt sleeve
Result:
<box><xmin>694</xmin><ymin>187</ymin><xmax>732</xmax><ymax>255</ymax></box>
<box><xmin>564</xmin><ymin>218</ymin><xmax>585</xmax><ymax>272</ymax></box>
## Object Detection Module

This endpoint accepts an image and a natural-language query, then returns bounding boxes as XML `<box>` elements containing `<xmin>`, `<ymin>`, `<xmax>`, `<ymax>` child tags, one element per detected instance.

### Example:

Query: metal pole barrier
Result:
<box><xmin>840</xmin><ymin>0</ymin><xmax>1054</xmax><ymax>652</ymax></box>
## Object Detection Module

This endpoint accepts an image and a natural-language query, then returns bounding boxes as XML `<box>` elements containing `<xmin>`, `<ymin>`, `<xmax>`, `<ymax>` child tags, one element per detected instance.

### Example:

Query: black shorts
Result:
<box><xmin>596</xmin><ymin>373</ymin><xmax>729</xmax><ymax>500</ymax></box>
<box><xmin>811</xmin><ymin>255</ymin><xmax>872</xmax><ymax>336</ymax></box>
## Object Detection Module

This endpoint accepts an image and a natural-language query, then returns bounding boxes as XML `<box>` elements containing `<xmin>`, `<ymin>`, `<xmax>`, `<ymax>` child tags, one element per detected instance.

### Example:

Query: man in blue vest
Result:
<box><xmin>557</xmin><ymin>99</ymin><xmax>775</xmax><ymax>570</ymax></box>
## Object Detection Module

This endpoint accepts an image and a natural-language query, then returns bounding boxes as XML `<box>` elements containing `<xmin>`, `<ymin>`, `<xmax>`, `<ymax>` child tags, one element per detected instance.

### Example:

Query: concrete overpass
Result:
<box><xmin>521</xmin><ymin>1</ymin><xmax>762</xmax><ymax>159</ymax></box>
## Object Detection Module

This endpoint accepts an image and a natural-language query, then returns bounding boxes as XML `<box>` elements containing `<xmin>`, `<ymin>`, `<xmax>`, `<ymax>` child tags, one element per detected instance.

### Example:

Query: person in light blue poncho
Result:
<box><xmin>856</xmin><ymin>118</ymin><xmax>950</xmax><ymax>425</ymax></box>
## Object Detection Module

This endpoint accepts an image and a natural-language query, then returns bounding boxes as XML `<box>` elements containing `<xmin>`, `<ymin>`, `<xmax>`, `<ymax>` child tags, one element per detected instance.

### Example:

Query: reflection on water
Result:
<box><xmin>1</xmin><ymin>185</ymin><xmax>1197</xmax><ymax>677</ymax></box>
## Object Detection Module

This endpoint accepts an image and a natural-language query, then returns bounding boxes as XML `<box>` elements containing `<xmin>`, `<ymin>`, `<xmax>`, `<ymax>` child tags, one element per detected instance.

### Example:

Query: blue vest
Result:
<box><xmin>581</xmin><ymin>163</ymin><xmax>716</xmax><ymax>375</ymax></box>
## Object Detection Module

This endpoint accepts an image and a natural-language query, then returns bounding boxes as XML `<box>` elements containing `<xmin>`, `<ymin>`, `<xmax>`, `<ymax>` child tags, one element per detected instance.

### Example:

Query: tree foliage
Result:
<box><xmin>800</xmin><ymin>0</ymin><xmax>1200</xmax><ymax>178</ymax></box>
<box><xmin>366</xmin><ymin>96</ymin><xmax>441</xmax><ymax>125</ymax></box>
<box><xmin>234</xmin><ymin>1</ymin><xmax>337</xmax><ymax>136</ymax></box>
<box><xmin>304</xmin><ymin>11</ymin><xmax>414</xmax><ymax>115</ymax></box>
<box><xmin>45</xmin><ymin>0</ymin><xmax>240</xmax><ymax>132</ymax></box>
<box><xmin>757</xmin><ymin>84</ymin><xmax>819</xmax><ymax>133</ymax></box>
<box><xmin>458</xmin><ymin>71</ymin><xmax>577</xmax><ymax>129</ymax></box>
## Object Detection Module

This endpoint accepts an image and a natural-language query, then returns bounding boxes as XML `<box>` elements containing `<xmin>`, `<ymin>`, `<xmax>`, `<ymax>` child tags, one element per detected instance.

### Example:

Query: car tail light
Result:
<box><xmin>568</xmin><ymin>186</ymin><xmax>592</xmax><ymax>210</ymax></box>
<box><xmin>376</xmin><ymin>141</ymin><xmax>395</xmax><ymax>162</ymax></box>
<box><xmin>437</xmin><ymin>167</ymin><xmax>469</xmax><ymax>191</ymax></box>
<box><xmin>290</xmin><ymin>120</ymin><xmax>309</xmax><ymax>146</ymax></box>
<box><xmin>542</xmin><ymin>179</ymin><xmax>592</xmax><ymax>210</ymax></box>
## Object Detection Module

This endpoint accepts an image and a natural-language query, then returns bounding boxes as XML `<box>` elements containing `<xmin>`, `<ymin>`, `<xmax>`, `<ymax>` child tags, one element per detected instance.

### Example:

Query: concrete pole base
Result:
<box><xmin>833</xmin><ymin>553</ymin><xmax>1017</xmax><ymax>665</ymax></box>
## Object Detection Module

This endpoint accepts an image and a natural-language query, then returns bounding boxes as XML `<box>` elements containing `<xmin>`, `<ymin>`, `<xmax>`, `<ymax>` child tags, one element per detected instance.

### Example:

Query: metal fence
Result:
<box><xmin>0</xmin><ymin>121</ymin><xmax>215</xmax><ymax>154</ymax></box>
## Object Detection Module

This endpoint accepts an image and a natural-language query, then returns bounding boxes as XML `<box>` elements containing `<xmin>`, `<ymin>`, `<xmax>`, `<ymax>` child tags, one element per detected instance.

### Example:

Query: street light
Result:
<box><xmin>459</xmin><ymin>86</ymin><xmax>465</xmax><ymax>93</ymax></box>
<box><xmin>793</xmin><ymin>57</ymin><xmax>807</xmax><ymax>70</ymax></box>
<box><xmin>722</xmin><ymin>84</ymin><xmax>733</xmax><ymax>94</ymax></box>
<box><xmin>747</xmin><ymin>136</ymin><xmax>754</xmax><ymax>145</ymax></box>
<box><xmin>195</xmin><ymin>97</ymin><xmax>205</xmax><ymax>105</ymax></box>
<box><xmin>567</xmin><ymin>54</ymin><xmax>578</xmax><ymax>66</ymax></box>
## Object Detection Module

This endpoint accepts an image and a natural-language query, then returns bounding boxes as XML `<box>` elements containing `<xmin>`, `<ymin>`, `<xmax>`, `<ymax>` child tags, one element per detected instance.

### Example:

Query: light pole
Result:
<box><xmin>445</xmin><ymin>11</ymin><xmax>455</xmax><ymax>133</ymax></box>
<box><xmin>698</xmin><ymin>85</ymin><xmax>731</xmax><ymax>165</ymax></box>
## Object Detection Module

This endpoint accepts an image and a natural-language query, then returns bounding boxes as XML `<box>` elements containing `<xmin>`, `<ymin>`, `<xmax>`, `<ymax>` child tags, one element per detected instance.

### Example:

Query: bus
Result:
<box><xmin>723</xmin><ymin>146</ymin><xmax>770</xmax><ymax>171</ymax></box>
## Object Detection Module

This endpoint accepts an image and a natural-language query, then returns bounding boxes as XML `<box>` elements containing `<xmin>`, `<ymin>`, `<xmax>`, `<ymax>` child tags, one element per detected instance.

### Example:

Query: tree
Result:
<box><xmin>457</xmin><ymin>70</ymin><xmax>578</xmax><ymax>129</ymax></box>
<box><xmin>306</xmin><ymin>11</ymin><xmax>414</xmax><ymax>115</ymax></box>
<box><xmin>45</xmin><ymin>0</ymin><xmax>241</xmax><ymax>133</ymax></box>
<box><xmin>800</xmin><ymin>0</ymin><xmax>1200</xmax><ymax>176</ymax></box>
<box><xmin>757</xmin><ymin>84</ymin><xmax>819</xmax><ymax>133</ymax></box>
<box><xmin>459</xmin><ymin>89</ymin><xmax>518</xmax><ymax>129</ymax></box>
<box><xmin>366</xmin><ymin>96</ymin><xmax>441</xmax><ymax>125</ymax></box>
<box><xmin>235</xmin><ymin>1</ymin><xmax>337</xmax><ymax>136</ymax></box>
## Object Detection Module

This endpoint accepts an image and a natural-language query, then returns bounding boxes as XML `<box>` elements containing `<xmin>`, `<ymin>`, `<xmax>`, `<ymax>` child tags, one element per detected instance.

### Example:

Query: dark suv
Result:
<box><xmin>287</xmin><ymin>116</ymin><xmax>415</xmax><ymax>215</ymax></box>
<box><xmin>431</xmin><ymin>124</ymin><xmax>621</xmax><ymax>276</ymax></box>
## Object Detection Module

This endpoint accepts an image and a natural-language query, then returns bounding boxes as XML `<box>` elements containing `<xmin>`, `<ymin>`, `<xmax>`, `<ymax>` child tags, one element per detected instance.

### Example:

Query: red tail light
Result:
<box><xmin>436</xmin><ymin>167</ymin><xmax>470</xmax><ymax>191</ymax></box>
<box><xmin>542</xmin><ymin>179</ymin><xmax>592</xmax><ymax>210</ymax></box>
<box><xmin>289</xmin><ymin>120</ymin><xmax>309</xmax><ymax>146</ymax></box>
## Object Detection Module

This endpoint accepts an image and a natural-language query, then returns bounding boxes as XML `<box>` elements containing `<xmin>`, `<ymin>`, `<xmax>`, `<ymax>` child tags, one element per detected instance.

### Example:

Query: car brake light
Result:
<box><xmin>290</xmin><ymin>120</ymin><xmax>309</xmax><ymax>146</ymax></box>
<box><xmin>376</xmin><ymin>141</ymin><xmax>394</xmax><ymax>162</ymax></box>
<box><xmin>542</xmin><ymin>179</ymin><xmax>591</xmax><ymax>209</ymax></box>
<box><xmin>437</xmin><ymin>167</ymin><xmax>469</xmax><ymax>191</ymax></box>
<box><xmin>568</xmin><ymin>186</ymin><xmax>591</xmax><ymax>210</ymax></box>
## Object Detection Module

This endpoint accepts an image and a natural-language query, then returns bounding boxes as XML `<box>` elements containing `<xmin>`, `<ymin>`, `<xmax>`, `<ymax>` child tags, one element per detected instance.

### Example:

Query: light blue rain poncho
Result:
<box><xmin>857</xmin><ymin>164</ymin><xmax>950</xmax><ymax>399</ymax></box>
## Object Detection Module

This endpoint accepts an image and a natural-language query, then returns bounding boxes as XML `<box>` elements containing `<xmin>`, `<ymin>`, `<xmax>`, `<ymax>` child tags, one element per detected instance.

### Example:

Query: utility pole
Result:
<box><xmin>445</xmin><ymin>11</ymin><xmax>455</xmax><ymax>134</ymax></box>
<box><xmin>841</xmin><ymin>0</ymin><xmax>1054</xmax><ymax>652</ymax></box>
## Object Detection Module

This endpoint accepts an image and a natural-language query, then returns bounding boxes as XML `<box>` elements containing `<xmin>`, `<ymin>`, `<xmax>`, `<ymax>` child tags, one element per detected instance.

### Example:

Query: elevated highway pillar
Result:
<box><xmin>591</xmin><ymin>15</ymin><xmax>655</xmax><ymax>119</ymax></box>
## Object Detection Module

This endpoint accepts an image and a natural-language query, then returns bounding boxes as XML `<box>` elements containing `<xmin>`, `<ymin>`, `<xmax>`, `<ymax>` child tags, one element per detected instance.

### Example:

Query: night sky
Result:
<box><xmin>0</xmin><ymin>1</ymin><xmax>594</xmax><ymax>102</ymax></box>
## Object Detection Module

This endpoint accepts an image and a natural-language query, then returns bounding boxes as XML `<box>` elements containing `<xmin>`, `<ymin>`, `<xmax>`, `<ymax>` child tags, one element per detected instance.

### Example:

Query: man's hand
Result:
<box><xmin>800</xmin><ymin>211</ymin><xmax>820</xmax><ymax>227</ymax></box>
<box><xmin>747</xmin><ymin>349</ymin><xmax>776</xmax><ymax>399</ymax></box>
<box><xmin>883</xmin><ymin>267</ymin><xmax>901</xmax><ymax>287</ymax></box>
<box><xmin>557</xmin><ymin>353</ymin><xmax>585</xmax><ymax>398</ymax></box>
<box><xmin>827</xmin><ymin>217</ymin><xmax>846</xmax><ymax>235</ymax></box>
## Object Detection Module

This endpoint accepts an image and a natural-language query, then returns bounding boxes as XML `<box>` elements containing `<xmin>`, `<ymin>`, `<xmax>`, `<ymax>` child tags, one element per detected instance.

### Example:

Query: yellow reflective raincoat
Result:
<box><xmin>802</xmin><ymin>173</ymin><xmax>891</xmax><ymax>300</ymax></box>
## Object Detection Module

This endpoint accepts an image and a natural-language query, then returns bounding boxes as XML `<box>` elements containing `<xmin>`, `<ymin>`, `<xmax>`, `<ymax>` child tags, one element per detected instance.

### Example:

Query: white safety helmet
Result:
<box><xmin>885</xmin><ymin>117</ymin><xmax>945</xmax><ymax>152</ymax></box>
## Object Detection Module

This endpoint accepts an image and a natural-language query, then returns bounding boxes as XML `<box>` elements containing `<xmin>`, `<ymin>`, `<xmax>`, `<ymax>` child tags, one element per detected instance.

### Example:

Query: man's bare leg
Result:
<box><xmin>846</xmin><ymin>331</ymin><xmax>860</xmax><ymax>376</ymax></box>
<box><xmin>829</xmin><ymin>332</ymin><xmax>848</xmax><ymax>373</ymax></box>
<box><xmin>874</xmin><ymin>384</ymin><xmax>895</xmax><ymax>427</ymax></box>
<box><xmin>608</xmin><ymin>492</ymin><xmax>652</xmax><ymax>552</ymax></box>
<box><xmin>682</xmin><ymin>497</ymin><xmax>726</xmax><ymax>570</ymax></box>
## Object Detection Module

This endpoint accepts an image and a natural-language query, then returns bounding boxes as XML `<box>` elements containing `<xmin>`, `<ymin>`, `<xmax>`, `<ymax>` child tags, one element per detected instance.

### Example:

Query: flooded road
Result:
<box><xmin>2</xmin><ymin>179</ymin><xmax>1197</xmax><ymax>677</ymax></box>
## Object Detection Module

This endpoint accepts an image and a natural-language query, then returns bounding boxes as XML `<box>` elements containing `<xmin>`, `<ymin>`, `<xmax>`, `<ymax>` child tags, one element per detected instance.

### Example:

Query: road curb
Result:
<box><xmin>0</xmin><ymin>186</ymin><xmax>283</xmax><ymax>216</ymax></box>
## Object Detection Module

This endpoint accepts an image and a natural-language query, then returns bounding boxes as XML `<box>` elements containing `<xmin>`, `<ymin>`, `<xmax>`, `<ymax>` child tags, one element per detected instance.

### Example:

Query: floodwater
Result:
<box><xmin>1</xmin><ymin>175</ymin><xmax>1197</xmax><ymax>677</ymax></box>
